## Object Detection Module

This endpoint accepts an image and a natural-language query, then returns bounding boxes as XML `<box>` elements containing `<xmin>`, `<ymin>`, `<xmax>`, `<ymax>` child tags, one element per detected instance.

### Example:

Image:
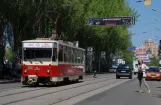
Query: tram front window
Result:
<box><xmin>24</xmin><ymin>48</ymin><xmax>53</xmax><ymax>62</ymax></box>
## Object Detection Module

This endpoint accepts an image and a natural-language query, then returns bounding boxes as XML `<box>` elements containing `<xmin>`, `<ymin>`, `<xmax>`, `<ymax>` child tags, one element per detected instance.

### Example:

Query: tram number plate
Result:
<box><xmin>28</xmin><ymin>75</ymin><xmax>37</xmax><ymax>78</ymax></box>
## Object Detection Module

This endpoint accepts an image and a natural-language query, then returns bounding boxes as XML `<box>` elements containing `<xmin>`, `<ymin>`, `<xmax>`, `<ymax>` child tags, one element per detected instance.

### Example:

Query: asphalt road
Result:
<box><xmin>0</xmin><ymin>83</ymin><xmax>21</xmax><ymax>90</ymax></box>
<box><xmin>0</xmin><ymin>73</ymin><xmax>132</xmax><ymax>105</ymax></box>
<box><xmin>75</xmin><ymin>78</ymin><xmax>161</xmax><ymax>105</ymax></box>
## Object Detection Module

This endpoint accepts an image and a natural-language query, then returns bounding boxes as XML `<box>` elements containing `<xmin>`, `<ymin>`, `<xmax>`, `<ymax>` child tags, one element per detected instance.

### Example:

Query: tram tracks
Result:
<box><xmin>5</xmin><ymin>77</ymin><xmax>131</xmax><ymax>105</ymax></box>
<box><xmin>0</xmin><ymin>74</ymin><xmax>114</xmax><ymax>97</ymax></box>
<box><xmin>0</xmin><ymin>74</ymin><xmax>112</xmax><ymax>93</ymax></box>
<box><xmin>0</xmin><ymin>75</ymin><xmax>115</xmax><ymax>105</ymax></box>
<box><xmin>0</xmin><ymin>76</ymin><xmax>113</xmax><ymax>97</ymax></box>
<box><xmin>49</xmin><ymin>79</ymin><xmax>127</xmax><ymax>105</ymax></box>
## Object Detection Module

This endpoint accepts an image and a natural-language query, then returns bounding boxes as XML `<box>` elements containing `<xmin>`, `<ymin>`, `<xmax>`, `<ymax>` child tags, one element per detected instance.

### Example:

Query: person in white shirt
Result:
<box><xmin>138</xmin><ymin>59</ymin><xmax>150</xmax><ymax>93</ymax></box>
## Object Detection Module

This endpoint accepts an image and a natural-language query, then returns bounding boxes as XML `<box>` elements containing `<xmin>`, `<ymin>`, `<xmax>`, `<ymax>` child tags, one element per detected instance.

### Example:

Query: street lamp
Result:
<box><xmin>154</xmin><ymin>19</ymin><xmax>158</xmax><ymax>21</ymax></box>
<box><xmin>155</xmin><ymin>28</ymin><xmax>160</xmax><ymax>30</ymax></box>
<box><xmin>152</xmin><ymin>8</ymin><xmax>157</xmax><ymax>11</ymax></box>
<box><xmin>137</xmin><ymin>0</ymin><xmax>142</xmax><ymax>3</ymax></box>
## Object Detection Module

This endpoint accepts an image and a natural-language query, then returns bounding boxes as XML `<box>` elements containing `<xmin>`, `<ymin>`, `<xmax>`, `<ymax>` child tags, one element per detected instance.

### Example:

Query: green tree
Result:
<box><xmin>5</xmin><ymin>47</ymin><xmax>13</xmax><ymax>63</ymax></box>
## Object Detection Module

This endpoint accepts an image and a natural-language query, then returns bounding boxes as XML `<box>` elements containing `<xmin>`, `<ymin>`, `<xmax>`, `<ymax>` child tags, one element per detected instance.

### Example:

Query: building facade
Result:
<box><xmin>134</xmin><ymin>39</ymin><xmax>158</xmax><ymax>58</ymax></box>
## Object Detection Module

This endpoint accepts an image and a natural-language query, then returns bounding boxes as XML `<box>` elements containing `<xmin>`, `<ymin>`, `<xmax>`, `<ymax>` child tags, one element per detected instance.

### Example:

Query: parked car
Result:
<box><xmin>116</xmin><ymin>64</ymin><xmax>132</xmax><ymax>79</ymax></box>
<box><xmin>146</xmin><ymin>66</ymin><xmax>161</xmax><ymax>81</ymax></box>
<box><xmin>109</xmin><ymin>64</ymin><xmax>118</xmax><ymax>73</ymax></box>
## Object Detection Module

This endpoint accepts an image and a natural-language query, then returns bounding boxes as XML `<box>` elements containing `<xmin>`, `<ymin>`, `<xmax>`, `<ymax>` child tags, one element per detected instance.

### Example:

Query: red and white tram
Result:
<box><xmin>21</xmin><ymin>38</ymin><xmax>85</xmax><ymax>86</ymax></box>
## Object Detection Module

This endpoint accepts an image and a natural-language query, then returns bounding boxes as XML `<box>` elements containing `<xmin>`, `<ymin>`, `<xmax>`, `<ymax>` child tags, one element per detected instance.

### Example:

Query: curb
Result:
<box><xmin>0</xmin><ymin>79</ymin><xmax>21</xmax><ymax>84</ymax></box>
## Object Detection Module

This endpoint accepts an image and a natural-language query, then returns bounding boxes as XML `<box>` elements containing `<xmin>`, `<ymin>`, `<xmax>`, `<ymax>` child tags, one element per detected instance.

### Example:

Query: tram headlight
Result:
<box><xmin>47</xmin><ymin>69</ymin><xmax>50</xmax><ymax>74</ymax></box>
<box><xmin>24</xmin><ymin>70</ymin><xmax>27</xmax><ymax>73</ymax></box>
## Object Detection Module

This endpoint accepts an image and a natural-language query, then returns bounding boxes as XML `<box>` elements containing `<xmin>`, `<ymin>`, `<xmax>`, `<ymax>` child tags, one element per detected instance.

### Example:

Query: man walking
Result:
<box><xmin>92</xmin><ymin>60</ymin><xmax>97</xmax><ymax>78</ymax></box>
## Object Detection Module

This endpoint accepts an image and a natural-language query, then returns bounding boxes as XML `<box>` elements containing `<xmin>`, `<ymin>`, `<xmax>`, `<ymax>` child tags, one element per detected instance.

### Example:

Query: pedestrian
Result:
<box><xmin>92</xmin><ymin>60</ymin><xmax>97</xmax><ymax>78</ymax></box>
<box><xmin>138</xmin><ymin>59</ymin><xmax>150</xmax><ymax>93</ymax></box>
<box><xmin>93</xmin><ymin>68</ymin><xmax>97</xmax><ymax>78</ymax></box>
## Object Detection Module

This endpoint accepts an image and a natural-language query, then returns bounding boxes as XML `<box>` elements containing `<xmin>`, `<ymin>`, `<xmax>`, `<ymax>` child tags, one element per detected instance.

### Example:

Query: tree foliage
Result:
<box><xmin>0</xmin><ymin>0</ymin><xmax>138</xmax><ymax>69</ymax></box>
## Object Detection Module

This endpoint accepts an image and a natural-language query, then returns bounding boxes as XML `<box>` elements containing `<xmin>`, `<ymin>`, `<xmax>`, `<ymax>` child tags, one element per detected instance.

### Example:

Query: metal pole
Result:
<box><xmin>99</xmin><ymin>52</ymin><xmax>100</xmax><ymax>73</ymax></box>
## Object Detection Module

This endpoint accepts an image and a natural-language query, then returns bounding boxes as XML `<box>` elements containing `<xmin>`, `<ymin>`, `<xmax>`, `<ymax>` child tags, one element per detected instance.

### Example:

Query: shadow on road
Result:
<box><xmin>134</xmin><ymin>90</ymin><xmax>146</xmax><ymax>93</ymax></box>
<box><xmin>117</xmin><ymin>77</ymin><xmax>132</xmax><ymax>79</ymax></box>
<box><xmin>21</xmin><ymin>81</ymin><xmax>84</xmax><ymax>88</ymax></box>
<box><xmin>152</xmin><ymin>94</ymin><xmax>161</xmax><ymax>98</ymax></box>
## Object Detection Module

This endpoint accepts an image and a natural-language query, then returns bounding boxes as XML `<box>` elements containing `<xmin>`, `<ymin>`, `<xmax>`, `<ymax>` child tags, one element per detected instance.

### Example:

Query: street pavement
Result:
<box><xmin>0</xmin><ymin>73</ymin><xmax>128</xmax><ymax>105</ymax></box>
<box><xmin>0</xmin><ymin>73</ymin><xmax>109</xmax><ymax>90</ymax></box>
<box><xmin>0</xmin><ymin>73</ymin><xmax>143</xmax><ymax>105</ymax></box>
<box><xmin>75</xmin><ymin>78</ymin><xmax>161</xmax><ymax>105</ymax></box>
<box><xmin>0</xmin><ymin>79</ymin><xmax>20</xmax><ymax>84</ymax></box>
<box><xmin>0</xmin><ymin>83</ymin><xmax>21</xmax><ymax>90</ymax></box>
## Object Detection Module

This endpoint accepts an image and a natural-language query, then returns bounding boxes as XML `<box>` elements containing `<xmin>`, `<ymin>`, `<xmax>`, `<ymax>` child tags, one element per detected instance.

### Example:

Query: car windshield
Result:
<box><xmin>117</xmin><ymin>65</ymin><xmax>130</xmax><ymax>70</ymax></box>
<box><xmin>148</xmin><ymin>68</ymin><xmax>160</xmax><ymax>72</ymax></box>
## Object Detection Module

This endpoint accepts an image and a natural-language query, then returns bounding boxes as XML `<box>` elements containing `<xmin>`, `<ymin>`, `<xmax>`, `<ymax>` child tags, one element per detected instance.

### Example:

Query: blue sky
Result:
<box><xmin>127</xmin><ymin>0</ymin><xmax>161</xmax><ymax>47</ymax></box>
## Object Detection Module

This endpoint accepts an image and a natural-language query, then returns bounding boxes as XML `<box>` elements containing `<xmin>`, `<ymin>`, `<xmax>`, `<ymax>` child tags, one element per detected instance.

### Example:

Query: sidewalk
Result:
<box><xmin>0</xmin><ymin>78</ymin><xmax>21</xmax><ymax>84</ymax></box>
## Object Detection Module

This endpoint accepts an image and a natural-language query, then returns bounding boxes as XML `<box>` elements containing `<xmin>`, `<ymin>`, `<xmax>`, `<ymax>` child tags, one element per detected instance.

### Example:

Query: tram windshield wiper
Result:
<box><xmin>25</xmin><ymin>58</ymin><xmax>32</xmax><ymax>64</ymax></box>
<box><xmin>39</xmin><ymin>60</ymin><xmax>43</xmax><ymax>64</ymax></box>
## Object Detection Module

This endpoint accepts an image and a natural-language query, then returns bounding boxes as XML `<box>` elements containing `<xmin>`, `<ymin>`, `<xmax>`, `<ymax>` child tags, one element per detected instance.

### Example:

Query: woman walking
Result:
<box><xmin>138</xmin><ymin>59</ymin><xmax>150</xmax><ymax>93</ymax></box>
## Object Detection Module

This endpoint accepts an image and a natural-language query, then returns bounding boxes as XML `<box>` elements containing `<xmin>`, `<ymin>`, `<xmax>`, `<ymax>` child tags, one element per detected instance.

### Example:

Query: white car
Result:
<box><xmin>109</xmin><ymin>65</ymin><xmax>117</xmax><ymax>73</ymax></box>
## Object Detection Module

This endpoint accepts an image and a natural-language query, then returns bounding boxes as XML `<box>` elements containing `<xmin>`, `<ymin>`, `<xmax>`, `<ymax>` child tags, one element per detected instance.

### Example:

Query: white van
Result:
<box><xmin>133</xmin><ymin>60</ymin><xmax>138</xmax><ymax>75</ymax></box>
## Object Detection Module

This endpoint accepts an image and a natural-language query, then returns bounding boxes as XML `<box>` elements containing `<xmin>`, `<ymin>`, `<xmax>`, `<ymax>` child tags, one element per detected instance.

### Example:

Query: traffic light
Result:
<box><xmin>158</xmin><ymin>40</ymin><xmax>161</xmax><ymax>56</ymax></box>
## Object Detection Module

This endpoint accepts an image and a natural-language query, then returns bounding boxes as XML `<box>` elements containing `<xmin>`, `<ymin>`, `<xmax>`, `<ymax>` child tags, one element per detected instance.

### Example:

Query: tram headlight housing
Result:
<box><xmin>47</xmin><ymin>69</ymin><xmax>50</xmax><ymax>74</ymax></box>
<box><xmin>24</xmin><ymin>70</ymin><xmax>27</xmax><ymax>74</ymax></box>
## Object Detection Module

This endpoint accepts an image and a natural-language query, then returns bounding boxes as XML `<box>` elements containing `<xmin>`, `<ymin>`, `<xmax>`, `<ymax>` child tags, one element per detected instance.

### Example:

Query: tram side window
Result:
<box><xmin>71</xmin><ymin>48</ymin><xmax>74</xmax><ymax>63</ymax></box>
<box><xmin>75</xmin><ymin>49</ymin><xmax>78</xmax><ymax>63</ymax></box>
<box><xmin>52</xmin><ymin>43</ymin><xmax>57</xmax><ymax>61</ymax></box>
<box><xmin>82</xmin><ymin>51</ymin><xmax>85</xmax><ymax>63</ymax></box>
<box><xmin>64</xmin><ymin>46</ymin><xmax>68</xmax><ymax>62</ymax></box>
<box><xmin>67</xmin><ymin>47</ymin><xmax>72</xmax><ymax>63</ymax></box>
<box><xmin>80</xmin><ymin>51</ymin><xmax>83</xmax><ymax>63</ymax></box>
<box><xmin>73</xmin><ymin>49</ymin><xmax>76</xmax><ymax>63</ymax></box>
<box><xmin>59</xmin><ymin>45</ymin><xmax>63</xmax><ymax>62</ymax></box>
<box><xmin>78</xmin><ymin>50</ymin><xmax>81</xmax><ymax>63</ymax></box>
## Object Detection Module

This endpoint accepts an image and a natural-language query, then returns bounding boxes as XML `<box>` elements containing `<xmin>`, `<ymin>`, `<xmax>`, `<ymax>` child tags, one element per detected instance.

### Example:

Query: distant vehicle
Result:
<box><xmin>109</xmin><ymin>64</ymin><xmax>117</xmax><ymax>73</ymax></box>
<box><xmin>159</xmin><ymin>67</ymin><xmax>161</xmax><ymax>72</ymax></box>
<box><xmin>146</xmin><ymin>66</ymin><xmax>161</xmax><ymax>81</ymax></box>
<box><xmin>116</xmin><ymin>64</ymin><xmax>132</xmax><ymax>79</ymax></box>
<box><xmin>133</xmin><ymin>59</ymin><xmax>138</xmax><ymax>75</ymax></box>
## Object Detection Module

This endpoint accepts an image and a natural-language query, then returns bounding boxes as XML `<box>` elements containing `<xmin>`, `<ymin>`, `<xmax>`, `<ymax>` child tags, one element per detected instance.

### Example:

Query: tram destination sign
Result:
<box><xmin>88</xmin><ymin>16</ymin><xmax>135</xmax><ymax>26</ymax></box>
<box><xmin>23</xmin><ymin>43</ymin><xmax>53</xmax><ymax>48</ymax></box>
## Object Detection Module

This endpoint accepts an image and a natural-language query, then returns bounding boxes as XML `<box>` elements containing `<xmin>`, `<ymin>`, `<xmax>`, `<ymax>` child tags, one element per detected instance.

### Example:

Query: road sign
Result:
<box><xmin>128</xmin><ymin>47</ymin><xmax>136</xmax><ymax>51</ymax></box>
<box><xmin>87</xmin><ymin>52</ymin><xmax>93</xmax><ymax>56</ymax></box>
<box><xmin>87</xmin><ymin>47</ymin><xmax>93</xmax><ymax>52</ymax></box>
<box><xmin>101</xmin><ymin>51</ymin><xmax>106</xmax><ymax>58</ymax></box>
<box><xmin>88</xmin><ymin>16</ymin><xmax>135</xmax><ymax>26</ymax></box>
